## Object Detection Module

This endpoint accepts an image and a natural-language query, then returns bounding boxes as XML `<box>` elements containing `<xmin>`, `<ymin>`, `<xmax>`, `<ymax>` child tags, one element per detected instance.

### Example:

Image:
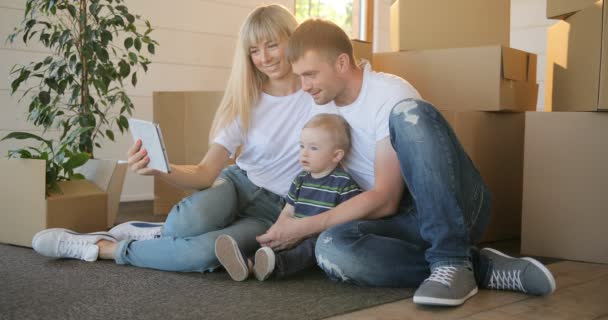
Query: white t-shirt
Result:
<box><xmin>311</xmin><ymin>63</ymin><xmax>421</xmax><ymax>190</ymax></box>
<box><xmin>214</xmin><ymin>90</ymin><xmax>313</xmax><ymax>196</ymax></box>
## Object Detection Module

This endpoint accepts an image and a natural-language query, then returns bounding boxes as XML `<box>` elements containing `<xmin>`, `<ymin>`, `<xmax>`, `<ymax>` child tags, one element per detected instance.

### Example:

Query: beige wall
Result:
<box><xmin>0</xmin><ymin>0</ymin><xmax>292</xmax><ymax>201</ymax></box>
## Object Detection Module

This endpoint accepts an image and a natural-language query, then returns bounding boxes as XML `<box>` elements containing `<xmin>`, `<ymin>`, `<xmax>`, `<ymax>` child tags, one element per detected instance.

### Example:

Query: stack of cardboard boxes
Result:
<box><xmin>521</xmin><ymin>0</ymin><xmax>608</xmax><ymax>263</ymax></box>
<box><xmin>375</xmin><ymin>0</ymin><xmax>539</xmax><ymax>242</ymax></box>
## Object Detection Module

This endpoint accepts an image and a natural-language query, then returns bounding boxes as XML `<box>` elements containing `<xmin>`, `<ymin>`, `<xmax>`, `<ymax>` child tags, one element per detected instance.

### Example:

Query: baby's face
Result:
<box><xmin>299</xmin><ymin>127</ymin><xmax>339</xmax><ymax>174</ymax></box>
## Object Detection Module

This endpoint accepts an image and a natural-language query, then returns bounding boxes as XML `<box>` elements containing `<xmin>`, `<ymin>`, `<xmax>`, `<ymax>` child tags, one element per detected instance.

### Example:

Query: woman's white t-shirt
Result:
<box><xmin>213</xmin><ymin>90</ymin><xmax>313</xmax><ymax>196</ymax></box>
<box><xmin>311</xmin><ymin>63</ymin><xmax>421</xmax><ymax>191</ymax></box>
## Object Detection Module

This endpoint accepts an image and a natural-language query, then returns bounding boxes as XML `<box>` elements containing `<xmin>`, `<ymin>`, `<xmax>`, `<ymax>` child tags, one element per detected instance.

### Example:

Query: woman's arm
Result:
<box><xmin>128</xmin><ymin>140</ymin><xmax>231</xmax><ymax>190</ymax></box>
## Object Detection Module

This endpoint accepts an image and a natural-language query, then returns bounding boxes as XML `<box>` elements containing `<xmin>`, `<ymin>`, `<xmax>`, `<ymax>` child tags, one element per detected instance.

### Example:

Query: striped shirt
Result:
<box><xmin>286</xmin><ymin>167</ymin><xmax>362</xmax><ymax>218</ymax></box>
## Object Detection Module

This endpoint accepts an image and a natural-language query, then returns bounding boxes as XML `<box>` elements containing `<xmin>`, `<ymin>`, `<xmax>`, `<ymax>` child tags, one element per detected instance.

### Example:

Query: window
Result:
<box><xmin>295</xmin><ymin>0</ymin><xmax>372</xmax><ymax>41</ymax></box>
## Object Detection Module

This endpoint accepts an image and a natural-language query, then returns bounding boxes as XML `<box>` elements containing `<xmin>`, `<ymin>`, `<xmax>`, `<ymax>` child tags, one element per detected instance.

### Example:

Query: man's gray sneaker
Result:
<box><xmin>32</xmin><ymin>228</ymin><xmax>117</xmax><ymax>262</ymax></box>
<box><xmin>108</xmin><ymin>221</ymin><xmax>163</xmax><ymax>241</ymax></box>
<box><xmin>480</xmin><ymin>248</ymin><xmax>556</xmax><ymax>295</ymax></box>
<box><xmin>413</xmin><ymin>263</ymin><xmax>478</xmax><ymax>306</ymax></box>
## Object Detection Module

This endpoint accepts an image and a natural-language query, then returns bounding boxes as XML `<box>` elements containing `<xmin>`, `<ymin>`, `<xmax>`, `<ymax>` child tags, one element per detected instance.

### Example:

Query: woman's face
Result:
<box><xmin>249</xmin><ymin>38</ymin><xmax>292</xmax><ymax>80</ymax></box>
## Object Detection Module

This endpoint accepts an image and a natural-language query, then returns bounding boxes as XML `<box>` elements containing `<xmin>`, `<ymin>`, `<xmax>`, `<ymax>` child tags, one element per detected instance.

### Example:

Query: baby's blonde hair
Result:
<box><xmin>303</xmin><ymin>113</ymin><xmax>352</xmax><ymax>154</ymax></box>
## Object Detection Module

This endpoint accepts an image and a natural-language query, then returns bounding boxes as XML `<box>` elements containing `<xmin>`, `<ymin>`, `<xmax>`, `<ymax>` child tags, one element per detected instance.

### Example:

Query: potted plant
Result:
<box><xmin>0</xmin><ymin>0</ymin><xmax>158</xmax><ymax>235</ymax></box>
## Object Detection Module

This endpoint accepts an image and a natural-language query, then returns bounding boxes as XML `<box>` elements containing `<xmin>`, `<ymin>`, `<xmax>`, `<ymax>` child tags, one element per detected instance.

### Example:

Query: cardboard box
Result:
<box><xmin>521</xmin><ymin>112</ymin><xmax>608</xmax><ymax>263</ymax></box>
<box><xmin>76</xmin><ymin>159</ymin><xmax>128</xmax><ymax>228</ymax></box>
<box><xmin>0</xmin><ymin>159</ymin><xmax>107</xmax><ymax>247</ymax></box>
<box><xmin>440</xmin><ymin>111</ymin><xmax>525</xmax><ymax>243</ymax></box>
<box><xmin>390</xmin><ymin>0</ymin><xmax>510</xmax><ymax>51</ymax></box>
<box><xmin>547</xmin><ymin>0</ymin><xmax>598</xmax><ymax>19</ymax></box>
<box><xmin>351</xmin><ymin>39</ymin><xmax>372</xmax><ymax>64</ymax></box>
<box><xmin>545</xmin><ymin>0</ymin><xmax>608</xmax><ymax>111</ymax></box>
<box><xmin>152</xmin><ymin>91</ymin><xmax>224</xmax><ymax>215</ymax></box>
<box><xmin>374</xmin><ymin>46</ymin><xmax>538</xmax><ymax>112</ymax></box>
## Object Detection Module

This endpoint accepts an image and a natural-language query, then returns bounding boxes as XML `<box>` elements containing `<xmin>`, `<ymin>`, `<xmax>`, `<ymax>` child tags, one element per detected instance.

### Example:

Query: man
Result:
<box><xmin>257</xmin><ymin>19</ymin><xmax>555</xmax><ymax>307</ymax></box>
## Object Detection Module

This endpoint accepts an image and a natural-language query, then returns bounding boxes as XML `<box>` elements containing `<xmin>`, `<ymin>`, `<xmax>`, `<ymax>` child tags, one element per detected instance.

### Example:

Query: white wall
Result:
<box><xmin>0</xmin><ymin>0</ymin><xmax>292</xmax><ymax>201</ymax></box>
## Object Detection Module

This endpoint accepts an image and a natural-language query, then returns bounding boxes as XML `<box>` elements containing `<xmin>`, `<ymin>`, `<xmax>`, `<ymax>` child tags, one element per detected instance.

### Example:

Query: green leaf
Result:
<box><xmin>119</xmin><ymin>115</ymin><xmax>129</xmax><ymax>128</ymax></box>
<box><xmin>124</xmin><ymin>37</ymin><xmax>133</xmax><ymax>49</ymax></box>
<box><xmin>128</xmin><ymin>52</ymin><xmax>137</xmax><ymax>64</ymax></box>
<box><xmin>63</xmin><ymin>152</ymin><xmax>90</xmax><ymax>171</ymax></box>
<box><xmin>70</xmin><ymin>173</ymin><xmax>86</xmax><ymax>180</ymax></box>
<box><xmin>131</xmin><ymin>72</ymin><xmax>137</xmax><ymax>86</ymax></box>
<box><xmin>134</xmin><ymin>38</ymin><xmax>141</xmax><ymax>51</ymax></box>
<box><xmin>38</xmin><ymin>91</ymin><xmax>51</xmax><ymax>105</ymax></box>
<box><xmin>106</xmin><ymin>130</ymin><xmax>115</xmax><ymax>141</ymax></box>
<box><xmin>147</xmin><ymin>43</ymin><xmax>155</xmax><ymax>54</ymax></box>
<box><xmin>1</xmin><ymin>132</ymin><xmax>52</xmax><ymax>149</ymax></box>
<box><xmin>119</xmin><ymin>60</ymin><xmax>130</xmax><ymax>77</ymax></box>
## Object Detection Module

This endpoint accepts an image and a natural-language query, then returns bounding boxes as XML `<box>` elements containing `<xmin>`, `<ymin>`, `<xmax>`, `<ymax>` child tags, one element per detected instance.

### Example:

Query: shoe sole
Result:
<box><xmin>481</xmin><ymin>248</ymin><xmax>556</xmax><ymax>294</ymax></box>
<box><xmin>32</xmin><ymin>228</ymin><xmax>116</xmax><ymax>248</ymax></box>
<box><xmin>253</xmin><ymin>247</ymin><xmax>275</xmax><ymax>281</ymax></box>
<box><xmin>214</xmin><ymin>235</ymin><xmax>248</xmax><ymax>281</ymax></box>
<box><xmin>413</xmin><ymin>287</ymin><xmax>478</xmax><ymax>306</ymax></box>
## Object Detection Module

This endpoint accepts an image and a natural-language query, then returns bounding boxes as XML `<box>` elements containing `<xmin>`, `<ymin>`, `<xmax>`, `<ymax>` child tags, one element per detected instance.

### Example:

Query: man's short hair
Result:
<box><xmin>304</xmin><ymin>113</ymin><xmax>352</xmax><ymax>154</ymax></box>
<box><xmin>287</xmin><ymin>19</ymin><xmax>355</xmax><ymax>65</ymax></box>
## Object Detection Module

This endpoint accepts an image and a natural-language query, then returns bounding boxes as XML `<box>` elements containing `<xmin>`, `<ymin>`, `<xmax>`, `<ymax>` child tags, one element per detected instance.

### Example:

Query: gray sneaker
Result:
<box><xmin>108</xmin><ymin>221</ymin><xmax>163</xmax><ymax>241</ymax></box>
<box><xmin>413</xmin><ymin>263</ymin><xmax>478</xmax><ymax>306</ymax></box>
<box><xmin>480</xmin><ymin>248</ymin><xmax>556</xmax><ymax>295</ymax></box>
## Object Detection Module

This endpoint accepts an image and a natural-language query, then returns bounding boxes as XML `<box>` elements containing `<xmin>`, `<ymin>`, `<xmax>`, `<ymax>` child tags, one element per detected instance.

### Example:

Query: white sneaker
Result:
<box><xmin>214</xmin><ymin>234</ymin><xmax>250</xmax><ymax>281</ymax></box>
<box><xmin>253</xmin><ymin>247</ymin><xmax>276</xmax><ymax>281</ymax></box>
<box><xmin>32</xmin><ymin>228</ymin><xmax>117</xmax><ymax>262</ymax></box>
<box><xmin>108</xmin><ymin>221</ymin><xmax>163</xmax><ymax>241</ymax></box>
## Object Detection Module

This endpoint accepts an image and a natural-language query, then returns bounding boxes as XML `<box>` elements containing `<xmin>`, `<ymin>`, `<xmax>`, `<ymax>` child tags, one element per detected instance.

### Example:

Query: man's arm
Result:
<box><xmin>257</xmin><ymin>137</ymin><xmax>404</xmax><ymax>250</ymax></box>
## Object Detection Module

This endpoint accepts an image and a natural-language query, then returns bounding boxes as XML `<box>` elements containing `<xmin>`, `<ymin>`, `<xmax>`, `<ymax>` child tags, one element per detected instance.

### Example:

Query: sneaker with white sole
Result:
<box><xmin>253</xmin><ymin>247</ymin><xmax>276</xmax><ymax>281</ymax></box>
<box><xmin>480</xmin><ymin>248</ymin><xmax>556</xmax><ymax>296</ymax></box>
<box><xmin>413</xmin><ymin>263</ymin><xmax>478</xmax><ymax>306</ymax></box>
<box><xmin>214</xmin><ymin>234</ymin><xmax>250</xmax><ymax>281</ymax></box>
<box><xmin>108</xmin><ymin>221</ymin><xmax>163</xmax><ymax>241</ymax></box>
<box><xmin>32</xmin><ymin>228</ymin><xmax>117</xmax><ymax>262</ymax></box>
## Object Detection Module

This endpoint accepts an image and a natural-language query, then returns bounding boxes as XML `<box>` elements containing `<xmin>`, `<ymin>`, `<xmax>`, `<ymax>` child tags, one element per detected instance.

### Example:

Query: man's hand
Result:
<box><xmin>256</xmin><ymin>216</ymin><xmax>308</xmax><ymax>251</ymax></box>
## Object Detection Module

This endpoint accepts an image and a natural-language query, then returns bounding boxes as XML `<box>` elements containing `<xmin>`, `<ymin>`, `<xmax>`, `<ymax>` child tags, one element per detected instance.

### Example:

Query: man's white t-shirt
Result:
<box><xmin>214</xmin><ymin>90</ymin><xmax>313</xmax><ymax>196</ymax></box>
<box><xmin>311</xmin><ymin>63</ymin><xmax>421</xmax><ymax>191</ymax></box>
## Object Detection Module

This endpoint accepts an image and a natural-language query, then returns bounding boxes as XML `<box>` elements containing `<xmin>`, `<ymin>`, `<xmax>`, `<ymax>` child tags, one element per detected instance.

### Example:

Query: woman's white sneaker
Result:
<box><xmin>108</xmin><ymin>221</ymin><xmax>163</xmax><ymax>241</ymax></box>
<box><xmin>32</xmin><ymin>228</ymin><xmax>117</xmax><ymax>262</ymax></box>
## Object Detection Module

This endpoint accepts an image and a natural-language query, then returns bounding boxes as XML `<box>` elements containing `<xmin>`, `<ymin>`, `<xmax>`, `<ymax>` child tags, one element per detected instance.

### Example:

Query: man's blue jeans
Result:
<box><xmin>115</xmin><ymin>166</ymin><xmax>283</xmax><ymax>272</ymax></box>
<box><xmin>315</xmin><ymin>99</ymin><xmax>491</xmax><ymax>288</ymax></box>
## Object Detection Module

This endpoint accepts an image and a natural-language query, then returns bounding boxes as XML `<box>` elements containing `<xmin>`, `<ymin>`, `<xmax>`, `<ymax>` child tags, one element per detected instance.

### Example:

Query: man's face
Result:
<box><xmin>292</xmin><ymin>50</ymin><xmax>343</xmax><ymax>105</ymax></box>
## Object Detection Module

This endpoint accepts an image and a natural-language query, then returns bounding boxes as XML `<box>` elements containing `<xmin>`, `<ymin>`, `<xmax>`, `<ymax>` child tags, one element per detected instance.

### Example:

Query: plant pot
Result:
<box><xmin>0</xmin><ymin>158</ymin><xmax>107</xmax><ymax>247</ymax></box>
<box><xmin>75</xmin><ymin>159</ymin><xmax>128</xmax><ymax>228</ymax></box>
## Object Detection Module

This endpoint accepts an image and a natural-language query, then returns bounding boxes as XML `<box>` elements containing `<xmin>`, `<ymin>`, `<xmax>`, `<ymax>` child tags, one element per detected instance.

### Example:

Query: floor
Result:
<box><xmin>118</xmin><ymin>201</ymin><xmax>608</xmax><ymax>320</ymax></box>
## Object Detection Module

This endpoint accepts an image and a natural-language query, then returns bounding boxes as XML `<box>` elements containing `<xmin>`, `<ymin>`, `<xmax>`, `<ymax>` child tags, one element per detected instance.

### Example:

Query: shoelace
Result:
<box><xmin>426</xmin><ymin>265</ymin><xmax>458</xmax><ymax>287</ymax></box>
<box><xmin>58</xmin><ymin>239</ymin><xmax>92</xmax><ymax>259</ymax></box>
<box><xmin>487</xmin><ymin>270</ymin><xmax>526</xmax><ymax>292</ymax></box>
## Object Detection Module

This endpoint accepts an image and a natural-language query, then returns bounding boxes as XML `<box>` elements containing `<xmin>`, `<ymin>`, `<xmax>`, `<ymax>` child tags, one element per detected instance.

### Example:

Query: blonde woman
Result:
<box><xmin>32</xmin><ymin>4</ymin><xmax>314</xmax><ymax>273</ymax></box>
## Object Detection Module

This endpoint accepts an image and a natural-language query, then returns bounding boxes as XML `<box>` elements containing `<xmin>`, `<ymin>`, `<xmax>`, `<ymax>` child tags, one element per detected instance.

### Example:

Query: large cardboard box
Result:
<box><xmin>441</xmin><ymin>111</ymin><xmax>525</xmax><ymax>243</ymax></box>
<box><xmin>545</xmin><ymin>0</ymin><xmax>608</xmax><ymax>112</ymax></box>
<box><xmin>351</xmin><ymin>39</ymin><xmax>372</xmax><ymax>64</ymax></box>
<box><xmin>0</xmin><ymin>159</ymin><xmax>107</xmax><ymax>247</ymax></box>
<box><xmin>374</xmin><ymin>46</ymin><xmax>538</xmax><ymax>112</ymax></box>
<box><xmin>547</xmin><ymin>0</ymin><xmax>598</xmax><ymax>19</ymax></box>
<box><xmin>521</xmin><ymin>112</ymin><xmax>608</xmax><ymax>263</ymax></box>
<box><xmin>152</xmin><ymin>91</ymin><xmax>224</xmax><ymax>215</ymax></box>
<box><xmin>390</xmin><ymin>0</ymin><xmax>510</xmax><ymax>51</ymax></box>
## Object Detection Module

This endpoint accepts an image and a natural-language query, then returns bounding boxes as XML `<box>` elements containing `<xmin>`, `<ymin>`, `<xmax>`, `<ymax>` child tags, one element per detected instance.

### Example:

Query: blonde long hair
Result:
<box><xmin>209</xmin><ymin>4</ymin><xmax>298</xmax><ymax>142</ymax></box>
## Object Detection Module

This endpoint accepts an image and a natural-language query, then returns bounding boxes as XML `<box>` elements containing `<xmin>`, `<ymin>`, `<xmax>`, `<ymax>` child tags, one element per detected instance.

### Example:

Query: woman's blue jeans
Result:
<box><xmin>315</xmin><ymin>99</ymin><xmax>492</xmax><ymax>288</ymax></box>
<box><xmin>115</xmin><ymin>166</ymin><xmax>284</xmax><ymax>272</ymax></box>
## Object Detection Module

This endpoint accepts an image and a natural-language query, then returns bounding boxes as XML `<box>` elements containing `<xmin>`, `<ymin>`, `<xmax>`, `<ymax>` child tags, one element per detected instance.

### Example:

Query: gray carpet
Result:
<box><xmin>0</xmin><ymin>244</ymin><xmax>413</xmax><ymax>320</ymax></box>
